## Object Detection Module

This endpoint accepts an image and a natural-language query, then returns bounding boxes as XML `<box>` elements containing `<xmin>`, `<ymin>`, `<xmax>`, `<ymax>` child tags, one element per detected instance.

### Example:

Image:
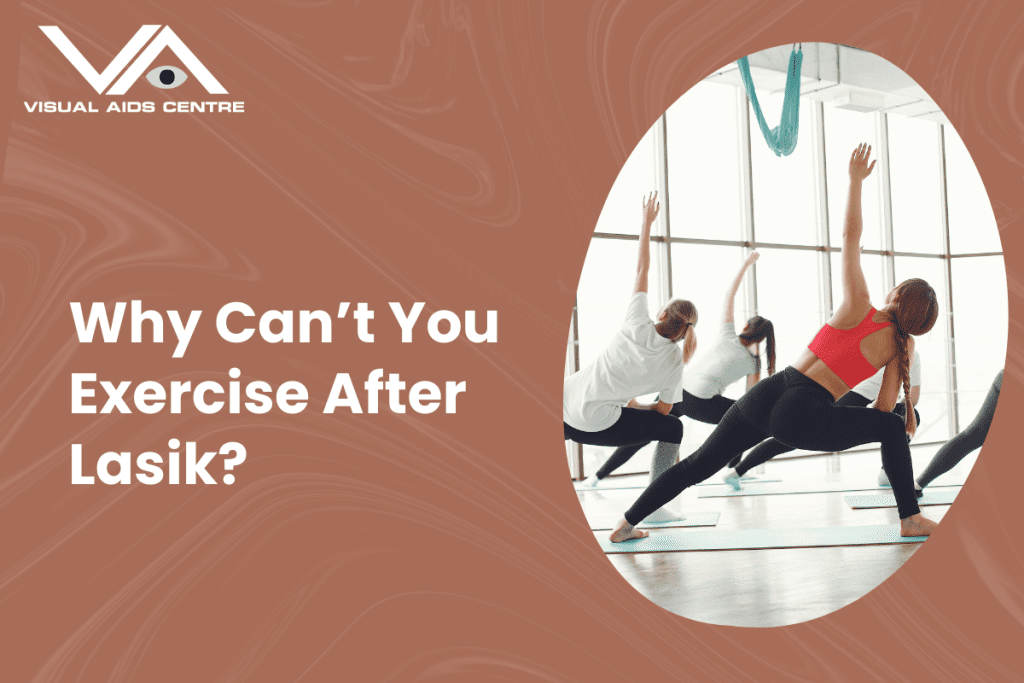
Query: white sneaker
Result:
<box><xmin>723</xmin><ymin>468</ymin><xmax>742</xmax><ymax>491</ymax></box>
<box><xmin>643</xmin><ymin>506</ymin><xmax>686</xmax><ymax>523</ymax></box>
<box><xmin>581</xmin><ymin>474</ymin><xmax>601</xmax><ymax>488</ymax></box>
<box><xmin>877</xmin><ymin>469</ymin><xmax>891</xmax><ymax>487</ymax></box>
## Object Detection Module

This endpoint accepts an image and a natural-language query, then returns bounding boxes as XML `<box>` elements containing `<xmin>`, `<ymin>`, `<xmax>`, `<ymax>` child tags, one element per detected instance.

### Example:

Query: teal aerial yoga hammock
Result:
<box><xmin>737</xmin><ymin>46</ymin><xmax>803</xmax><ymax>156</ymax></box>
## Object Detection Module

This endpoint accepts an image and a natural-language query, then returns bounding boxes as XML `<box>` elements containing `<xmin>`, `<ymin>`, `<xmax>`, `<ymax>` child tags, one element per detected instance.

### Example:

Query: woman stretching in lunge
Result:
<box><xmin>722</xmin><ymin>348</ymin><xmax>922</xmax><ymax>491</ymax></box>
<box><xmin>564</xmin><ymin>192</ymin><xmax>697</xmax><ymax>521</ymax></box>
<box><xmin>916</xmin><ymin>369</ymin><xmax>1002</xmax><ymax>490</ymax></box>
<box><xmin>581</xmin><ymin>251</ymin><xmax>774</xmax><ymax>486</ymax></box>
<box><xmin>610</xmin><ymin>145</ymin><xmax>939</xmax><ymax>542</ymax></box>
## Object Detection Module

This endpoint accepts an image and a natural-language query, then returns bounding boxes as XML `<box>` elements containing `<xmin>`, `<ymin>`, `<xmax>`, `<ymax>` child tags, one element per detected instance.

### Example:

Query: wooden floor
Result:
<box><xmin>578</xmin><ymin>444</ymin><xmax>971</xmax><ymax>627</ymax></box>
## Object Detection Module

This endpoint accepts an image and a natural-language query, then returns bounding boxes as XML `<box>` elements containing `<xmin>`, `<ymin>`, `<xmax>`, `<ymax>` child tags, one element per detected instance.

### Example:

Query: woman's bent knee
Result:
<box><xmin>661</xmin><ymin>417</ymin><xmax>683</xmax><ymax>444</ymax></box>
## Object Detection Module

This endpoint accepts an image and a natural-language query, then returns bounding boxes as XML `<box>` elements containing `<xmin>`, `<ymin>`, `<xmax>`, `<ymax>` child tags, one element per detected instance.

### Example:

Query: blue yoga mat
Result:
<box><xmin>589</xmin><ymin>511</ymin><xmax>720</xmax><ymax>531</ymax></box>
<box><xmin>596</xmin><ymin>524</ymin><xmax>928</xmax><ymax>554</ymax></box>
<box><xmin>698</xmin><ymin>482</ymin><xmax>963</xmax><ymax>499</ymax></box>
<box><xmin>575</xmin><ymin>477</ymin><xmax>779</xmax><ymax>492</ymax></box>
<box><xmin>845</xmin><ymin>490</ymin><xmax>959</xmax><ymax>509</ymax></box>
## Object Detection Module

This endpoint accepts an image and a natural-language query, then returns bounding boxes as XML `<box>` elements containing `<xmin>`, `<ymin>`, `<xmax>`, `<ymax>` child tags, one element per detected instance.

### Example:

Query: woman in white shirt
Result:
<box><xmin>564</xmin><ymin>192</ymin><xmax>697</xmax><ymax>519</ymax></box>
<box><xmin>582</xmin><ymin>251</ymin><xmax>775</xmax><ymax>486</ymax></box>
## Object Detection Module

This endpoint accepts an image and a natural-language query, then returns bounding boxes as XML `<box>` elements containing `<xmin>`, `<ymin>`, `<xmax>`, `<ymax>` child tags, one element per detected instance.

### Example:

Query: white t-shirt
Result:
<box><xmin>563</xmin><ymin>292</ymin><xmax>685</xmax><ymax>432</ymax></box>
<box><xmin>682</xmin><ymin>321</ymin><xmax>759</xmax><ymax>399</ymax></box>
<box><xmin>851</xmin><ymin>351</ymin><xmax>922</xmax><ymax>401</ymax></box>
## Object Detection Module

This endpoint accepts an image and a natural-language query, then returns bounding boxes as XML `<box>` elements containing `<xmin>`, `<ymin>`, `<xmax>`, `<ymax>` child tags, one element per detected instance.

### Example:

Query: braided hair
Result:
<box><xmin>882</xmin><ymin>279</ymin><xmax>938</xmax><ymax>427</ymax></box>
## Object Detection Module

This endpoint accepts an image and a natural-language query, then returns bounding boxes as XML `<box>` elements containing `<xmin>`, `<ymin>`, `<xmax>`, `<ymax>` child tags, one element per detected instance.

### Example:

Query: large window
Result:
<box><xmin>951</xmin><ymin>256</ymin><xmax>1008</xmax><ymax>425</ymax></box>
<box><xmin>945</xmin><ymin>126</ymin><xmax>1002</xmax><ymax>255</ymax></box>
<box><xmin>824</xmin><ymin>107</ymin><xmax>882</xmax><ymax>251</ymax></box>
<box><xmin>749</xmin><ymin>91</ymin><xmax>818</xmax><ymax>245</ymax></box>
<box><xmin>888</xmin><ymin>115</ymin><xmax>944</xmax><ymax>255</ymax></box>
<box><xmin>566</xmin><ymin>83</ymin><xmax>1005</xmax><ymax>478</ymax></box>
<box><xmin>666</xmin><ymin>82</ymin><xmax>743</xmax><ymax>241</ymax></box>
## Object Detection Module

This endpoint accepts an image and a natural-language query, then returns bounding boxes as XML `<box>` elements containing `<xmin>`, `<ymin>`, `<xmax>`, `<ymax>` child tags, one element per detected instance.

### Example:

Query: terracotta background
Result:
<box><xmin>1</xmin><ymin>1</ymin><xmax>1022</xmax><ymax>681</ymax></box>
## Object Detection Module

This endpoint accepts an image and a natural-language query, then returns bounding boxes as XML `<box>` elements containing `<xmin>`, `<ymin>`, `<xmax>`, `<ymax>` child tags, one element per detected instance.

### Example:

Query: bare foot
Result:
<box><xmin>900</xmin><ymin>513</ymin><xmax>938</xmax><ymax>537</ymax></box>
<box><xmin>609</xmin><ymin>518</ymin><xmax>649</xmax><ymax>543</ymax></box>
<box><xmin>643</xmin><ymin>506</ymin><xmax>686</xmax><ymax>523</ymax></box>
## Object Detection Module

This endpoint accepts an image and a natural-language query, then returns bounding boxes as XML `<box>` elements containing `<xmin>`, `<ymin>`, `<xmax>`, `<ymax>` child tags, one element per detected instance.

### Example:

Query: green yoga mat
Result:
<box><xmin>845</xmin><ymin>490</ymin><xmax>959</xmax><ymax>509</ymax></box>
<box><xmin>575</xmin><ymin>477</ymin><xmax>779</xmax><ymax>492</ymax></box>
<box><xmin>588</xmin><ymin>511</ymin><xmax>720</xmax><ymax>531</ymax></box>
<box><xmin>697</xmin><ymin>482</ymin><xmax>963</xmax><ymax>499</ymax></box>
<box><xmin>596</xmin><ymin>524</ymin><xmax>928</xmax><ymax>554</ymax></box>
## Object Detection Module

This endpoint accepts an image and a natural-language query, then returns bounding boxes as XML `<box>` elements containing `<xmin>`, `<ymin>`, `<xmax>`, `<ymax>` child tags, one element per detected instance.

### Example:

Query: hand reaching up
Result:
<box><xmin>849</xmin><ymin>143</ymin><xmax>876</xmax><ymax>181</ymax></box>
<box><xmin>642</xmin><ymin>191</ymin><xmax>660</xmax><ymax>228</ymax></box>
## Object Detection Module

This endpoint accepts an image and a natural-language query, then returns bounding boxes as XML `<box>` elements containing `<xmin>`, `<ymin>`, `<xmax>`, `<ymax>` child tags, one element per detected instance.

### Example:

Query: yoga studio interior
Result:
<box><xmin>565</xmin><ymin>43</ymin><xmax>1006</xmax><ymax>627</ymax></box>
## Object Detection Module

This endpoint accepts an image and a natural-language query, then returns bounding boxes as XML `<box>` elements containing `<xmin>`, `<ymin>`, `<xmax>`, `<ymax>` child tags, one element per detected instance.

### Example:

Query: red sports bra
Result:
<box><xmin>807</xmin><ymin>308</ymin><xmax>891</xmax><ymax>387</ymax></box>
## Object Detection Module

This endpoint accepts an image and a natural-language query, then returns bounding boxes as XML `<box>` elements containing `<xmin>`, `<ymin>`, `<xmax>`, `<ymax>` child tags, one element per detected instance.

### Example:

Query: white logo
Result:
<box><xmin>40</xmin><ymin>25</ymin><xmax>227</xmax><ymax>95</ymax></box>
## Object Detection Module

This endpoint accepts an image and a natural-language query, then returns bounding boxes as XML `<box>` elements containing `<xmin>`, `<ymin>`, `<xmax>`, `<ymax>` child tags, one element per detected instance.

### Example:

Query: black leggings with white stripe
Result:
<box><xmin>624</xmin><ymin>367</ymin><xmax>921</xmax><ymax>524</ymax></box>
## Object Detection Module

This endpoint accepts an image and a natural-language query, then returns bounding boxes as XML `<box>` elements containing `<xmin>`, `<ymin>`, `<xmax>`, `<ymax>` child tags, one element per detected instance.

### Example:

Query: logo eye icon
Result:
<box><xmin>146</xmin><ymin>66</ymin><xmax>188</xmax><ymax>89</ymax></box>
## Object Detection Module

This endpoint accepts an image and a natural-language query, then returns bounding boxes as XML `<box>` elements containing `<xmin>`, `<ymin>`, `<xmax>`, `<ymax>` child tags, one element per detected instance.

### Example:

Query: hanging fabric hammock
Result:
<box><xmin>737</xmin><ymin>46</ymin><xmax>803</xmax><ymax>156</ymax></box>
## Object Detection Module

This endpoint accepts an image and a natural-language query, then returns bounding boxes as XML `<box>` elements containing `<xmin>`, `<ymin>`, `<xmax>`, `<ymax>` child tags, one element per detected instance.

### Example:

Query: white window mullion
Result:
<box><xmin>654</xmin><ymin>114</ymin><xmax>672</xmax><ymax>305</ymax></box>
<box><xmin>737</xmin><ymin>86</ymin><xmax>757</xmax><ymax>318</ymax></box>
<box><xmin>812</xmin><ymin>101</ymin><xmax>832</xmax><ymax>322</ymax></box>
<box><xmin>938</xmin><ymin>124</ymin><xmax>959</xmax><ymax>434</ymax></box>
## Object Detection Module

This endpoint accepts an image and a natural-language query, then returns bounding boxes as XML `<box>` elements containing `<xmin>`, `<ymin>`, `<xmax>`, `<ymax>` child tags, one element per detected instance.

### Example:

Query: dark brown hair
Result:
<box><xmin>739</xmin><ymin>316</ymin><xmax>776</xmax><ymax>376</ymax></box>
<box><xmin>882</xmin><ymin>278</ymin><xmax>939</xmax><ymax>427</ymax></box>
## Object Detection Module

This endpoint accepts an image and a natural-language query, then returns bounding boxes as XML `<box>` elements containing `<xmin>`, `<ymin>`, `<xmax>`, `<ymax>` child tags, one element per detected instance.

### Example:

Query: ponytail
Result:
<box><xmin>682</xmin><ymin>324</ymin><xmax>697</xmax><ymax>363</ymax></box>
<box><xmin>656</xmin><ymin>299</ymin><xmax>698</xmax><ymax>343</ymax></box>
<box><xmin>740</xmin><ymin>316</ymin><xmax>776</xmax><ymax>376</ymax></box>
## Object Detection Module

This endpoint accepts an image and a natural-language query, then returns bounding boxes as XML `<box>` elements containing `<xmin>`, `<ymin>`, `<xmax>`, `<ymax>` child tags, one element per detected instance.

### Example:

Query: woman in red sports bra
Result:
<box><xmin>611</xmin><ymin>144</ymin><xmax>939</xmax><ymax>542</ymax></box>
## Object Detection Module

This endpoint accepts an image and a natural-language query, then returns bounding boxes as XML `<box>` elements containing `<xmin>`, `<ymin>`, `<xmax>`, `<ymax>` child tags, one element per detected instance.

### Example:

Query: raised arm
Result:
<box><xmin>722</xmin><ymin>251</ymin><xmax>759</xmax><ymax>324</ymax></box>
<box><xmin>837</xmin><ymin>144</ymin><xmax>876</xmax><ymax>313</ymax></box>
<box><xmin>632</xmin><ymin>191</ymin><xmax>660</xmax><ymax>295</ymax></box>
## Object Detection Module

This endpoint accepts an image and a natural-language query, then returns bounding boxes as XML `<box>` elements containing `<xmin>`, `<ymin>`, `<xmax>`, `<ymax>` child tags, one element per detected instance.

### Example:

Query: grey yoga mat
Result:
<box><xmin>597</xmin><ymin>524</ymin><xmax>928</xmax><ymax>554</ymax></box>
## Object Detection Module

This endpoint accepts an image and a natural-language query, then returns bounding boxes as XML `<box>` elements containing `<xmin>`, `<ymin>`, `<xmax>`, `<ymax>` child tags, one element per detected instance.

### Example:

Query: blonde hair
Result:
<box><xmin>655</xmin><ymin>299</ymin><xmax>698</xmax><ymax>361</ymax></box>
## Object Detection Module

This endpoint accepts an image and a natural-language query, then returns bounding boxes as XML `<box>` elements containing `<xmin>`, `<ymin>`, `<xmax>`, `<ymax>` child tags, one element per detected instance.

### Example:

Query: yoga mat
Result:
<box><xmin>597</xmin><ymin>524</ymin><xmax>928</xmax><ymax>554</ymax></box>
<box><xmin>845</xmin><ymin>490</ymin><xmax>959</xmax><ymax>508</ymax></box>
<box><xmin>697</xmin><ymin>481</ymin><xmax>963</xmax><ymax>498</ymax></box>
<box><xmin>589</xmin><ymin>511</ymin><xmax>720</xmax><ymax>531</ymax></box>
<box><xmin>575</xmin><ymin>477</ymin><xmax>780</xmax><ymax>492</ymax></box>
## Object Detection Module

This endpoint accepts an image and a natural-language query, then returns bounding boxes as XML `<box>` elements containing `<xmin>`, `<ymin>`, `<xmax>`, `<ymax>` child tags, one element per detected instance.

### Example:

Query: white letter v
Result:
<box><xmin>39</xmin><ymin>25</ymin><xmax>160</xmax><ymax>94</ymax></box>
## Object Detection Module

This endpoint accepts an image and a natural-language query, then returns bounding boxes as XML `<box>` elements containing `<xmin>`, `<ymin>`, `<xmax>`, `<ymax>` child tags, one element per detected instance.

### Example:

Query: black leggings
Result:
<box><xmin>564</xmin><ymin>407</ymin><xmax>683</xmax><ymax>449</ymax></box>
<box><xmin>593</xmin><ymin>391</ymin><xmax>735</xmax><ymax>479</ymax></box>
<box><xmin>624</xmin><ymin>367</ymin><xmax>921</xmax><ymax>523</ymax></box>
<box><xmin>734</xmin><ymin>394</ymin><xmax>921</xmax><ymax>476</ymax></box>
<box><xmin>917</xmin><ymin>369</ymin><xmax>1002</xmax><ymax>487</ymax></box>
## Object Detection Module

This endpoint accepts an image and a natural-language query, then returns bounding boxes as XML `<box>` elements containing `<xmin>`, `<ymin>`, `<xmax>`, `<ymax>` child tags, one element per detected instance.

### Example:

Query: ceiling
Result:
<box><xmin>707</xmin><ymin>43</ymin><xmax>947</xmax><ymax>125</ymax></box>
